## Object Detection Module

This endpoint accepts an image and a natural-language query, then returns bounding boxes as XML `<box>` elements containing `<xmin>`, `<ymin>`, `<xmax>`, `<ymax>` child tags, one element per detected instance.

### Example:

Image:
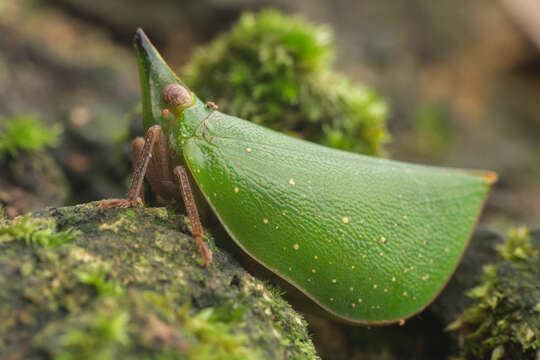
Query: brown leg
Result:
<box><xmin>131</xmin><ymin>136</ymin><xmax>145</xmax><ymax>203</ymax></box>
<box><xmin>100</xmin><ymin>125</ymin><xmax>161</xmax><ymax>211</ymax></box>
<box><xmin>174</xmin><ymin>166</ymin><xmax>212</xmax><ymax>267</ymax></box>
<box><xmin>145</xmin><ymin>126</ymin><xmax>178</xmax><ymax>200</ymax></box>
<box><xmin>133</xmin><ymin>126</ymin><xmax>179</xmax><ymax>203</ymax></box>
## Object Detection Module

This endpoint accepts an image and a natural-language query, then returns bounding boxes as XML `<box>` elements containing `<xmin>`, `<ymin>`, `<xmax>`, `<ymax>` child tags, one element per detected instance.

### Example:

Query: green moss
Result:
<box><xmin>184</xmin><ymin>9</ymin><xmax>388</xmax><ymax>155</ymax></box>
<box><xmin>0</xmin><ymin>215</ymin><xmax>80</xmax><ymax>247</ymax></box>
<box><xmin>76</xmin><ymin>265</ymin><xmax>124</xmax><ymax>297</ymax></box>
<box><xmin>496</xmin><ymin>226</ymin><xmax>535</xmax><ymax>262</ymax></box>
<box><xmin>449</xmin><ymin>227</ymin><xmax>540</xmax><ymax>360</ymax></box>
<box><xmin>53</xmin><ymin>308</ymin><xmax>130</xmax><ymax>360</ymax></box>
<box><xmin>177</xmin><ymin>306</ymin><xmax>262</xmax><ymax>360</ymax></box>
<box><xmin>0</xmin><ymin>115</ymin><xmax>62</xmax><ymax>160</ymax></box>
<box><xmin>38</xmin><ymin>295</ymin><xmax>263</xmax><ymax>360</ymax></box>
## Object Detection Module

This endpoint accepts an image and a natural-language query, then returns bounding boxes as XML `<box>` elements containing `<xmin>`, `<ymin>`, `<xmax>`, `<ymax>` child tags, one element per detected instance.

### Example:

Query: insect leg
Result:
<box><xmin>174</xmin><ymin>166</ymin><xmax>212</xmax><ymax>267</ymax></box>
<box><xmin>100</xmin><ymin>125</ymin><xmax>161</xmax><ymax>210</ymax></box>
<box><xmin>131</xmin><ymin>136</ymin><xmax>145</xmax><ymax>203</ymax></box>
<box><xmin>144</xmin><ymin>123</ymin><xmax>178</xmax><ymax>203</ymax></box>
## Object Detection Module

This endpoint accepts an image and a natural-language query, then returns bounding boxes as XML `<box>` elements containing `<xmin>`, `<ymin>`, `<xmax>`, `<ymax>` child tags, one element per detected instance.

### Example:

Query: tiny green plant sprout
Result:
<box><xmin>101</xmin><ymin>29</ymin><xmax>497</xmax><ymax>326</ymax></box>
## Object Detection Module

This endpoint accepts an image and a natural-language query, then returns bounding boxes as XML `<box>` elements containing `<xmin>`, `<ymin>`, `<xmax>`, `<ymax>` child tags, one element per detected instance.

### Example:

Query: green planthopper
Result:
<box><xmin>101</xmin><ymin>29</ymin><xmax>497</xmax><ymax>325</ymax></box>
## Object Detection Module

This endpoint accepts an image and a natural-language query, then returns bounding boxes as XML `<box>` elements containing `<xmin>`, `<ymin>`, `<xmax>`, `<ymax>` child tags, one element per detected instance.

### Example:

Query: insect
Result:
<box><xmin>102</xmin><ymin>29</ymin><xmax>497</xmax><ymax>325</ymax></box>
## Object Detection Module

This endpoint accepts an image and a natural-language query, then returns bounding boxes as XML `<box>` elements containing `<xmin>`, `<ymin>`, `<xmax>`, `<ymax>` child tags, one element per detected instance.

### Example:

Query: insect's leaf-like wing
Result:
<box><xmin>183</xmin><ymin>112</ymin><xmax>494</xmax><ymax>324</ymax></box>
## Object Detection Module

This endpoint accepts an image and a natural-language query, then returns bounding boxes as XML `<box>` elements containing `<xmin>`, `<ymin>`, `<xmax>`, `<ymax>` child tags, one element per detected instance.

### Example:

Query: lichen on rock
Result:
<box><xmin>0</xmin><ymin>203</ymin><xmax>319</xmax><ymax>359</ymax></box>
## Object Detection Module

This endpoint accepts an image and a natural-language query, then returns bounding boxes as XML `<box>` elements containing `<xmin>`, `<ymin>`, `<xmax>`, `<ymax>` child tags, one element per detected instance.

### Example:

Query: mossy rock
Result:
<box><xmin>449</xmin><ymin>227</ymin><xmax>540</xmax><ymax>360</ymax></box>
<box><xmin>0</xmin><ymin>115</ymin><xmax>68</xmax><ymax>217</ymax></box>
<box><xmin>0</xmin><ymin>203</ymin><xmax>318</xmax><ymax>360</ymax></box>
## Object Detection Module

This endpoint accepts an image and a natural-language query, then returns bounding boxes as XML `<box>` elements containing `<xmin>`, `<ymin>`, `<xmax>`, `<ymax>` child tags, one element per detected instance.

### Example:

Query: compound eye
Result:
<box><xmin>162</xmin><ymin>83</ymin><xmax>192</xmax><ymax>108</ymax></box>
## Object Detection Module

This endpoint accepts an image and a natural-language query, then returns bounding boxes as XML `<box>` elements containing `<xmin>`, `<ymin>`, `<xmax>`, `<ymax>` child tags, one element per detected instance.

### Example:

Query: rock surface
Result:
<box><xmin>0</xmin><ymin>203</ymin><xmax>318</xmax><ymax>360</ymax></box>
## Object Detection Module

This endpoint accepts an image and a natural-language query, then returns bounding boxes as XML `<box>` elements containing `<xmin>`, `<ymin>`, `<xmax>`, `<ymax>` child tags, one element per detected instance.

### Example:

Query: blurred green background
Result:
<box><xmin>1</xmin><ymin>0</ymin><xmax>540</xmax><ymax>359</ymax></box>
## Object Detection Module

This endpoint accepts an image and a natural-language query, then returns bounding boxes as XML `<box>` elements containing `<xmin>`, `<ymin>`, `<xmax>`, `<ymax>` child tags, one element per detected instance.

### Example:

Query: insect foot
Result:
<box><xmin>99</xmin><ymin>197</ymin><xmax>143</xmax><ymax>214</ymax></box>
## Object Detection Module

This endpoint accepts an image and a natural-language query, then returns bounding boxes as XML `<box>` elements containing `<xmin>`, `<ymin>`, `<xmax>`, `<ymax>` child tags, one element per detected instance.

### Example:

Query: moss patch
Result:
<box><xmin>0</xmin><ymin>115</ymin><xmax>62</xmax><ymax>160</ymax></box>
<box><xmin>0</xmin><ymin>215</ymin><xmax>79</xmax><ymax>247</ymax></box>
<box><xmin>0</xmin><ymin>203</ymin><xmax>318</xmax><ymax>359</ymax></box>
<box><xmin>449</xmin><ymin>227</ymin><xmax>540</xmax><ymax>360</ymax></box>
<box><xmin>184</xmin><ymin>9</ymin><xmax>388</xmax><ymax>156</ymax></box>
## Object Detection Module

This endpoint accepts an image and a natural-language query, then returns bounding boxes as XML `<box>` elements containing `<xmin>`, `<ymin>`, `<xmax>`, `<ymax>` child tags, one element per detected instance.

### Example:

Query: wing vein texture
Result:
<box><xmin>183</xmin><ymin>113</ymin><xmax>490</xmax><ymax>323</ymax></box>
